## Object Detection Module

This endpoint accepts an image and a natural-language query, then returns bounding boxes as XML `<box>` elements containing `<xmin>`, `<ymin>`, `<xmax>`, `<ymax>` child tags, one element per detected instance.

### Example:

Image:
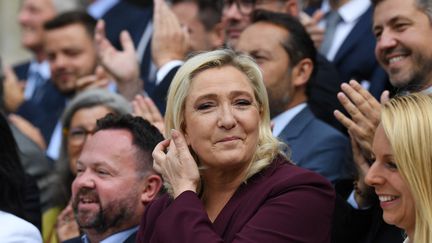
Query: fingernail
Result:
<box><xmin>171</xmin><ymin>129</ymin><xmax>178</xmax><ymax>138</ymax></box>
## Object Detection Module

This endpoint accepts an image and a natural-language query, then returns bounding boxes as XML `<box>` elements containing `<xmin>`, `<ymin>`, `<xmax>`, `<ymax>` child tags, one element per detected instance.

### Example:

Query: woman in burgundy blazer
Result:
<box><xmin>136</xmin><ymin>49</ymin><xmax>335</xmax><ymax>243</ymax></box>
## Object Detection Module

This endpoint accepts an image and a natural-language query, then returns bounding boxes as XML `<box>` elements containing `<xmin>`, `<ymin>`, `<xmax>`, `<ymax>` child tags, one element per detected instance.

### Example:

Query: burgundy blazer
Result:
<box><xmin>136</xmin><ymin>156</ymin><xmax>335</xmax><ymax>243</ymax></box>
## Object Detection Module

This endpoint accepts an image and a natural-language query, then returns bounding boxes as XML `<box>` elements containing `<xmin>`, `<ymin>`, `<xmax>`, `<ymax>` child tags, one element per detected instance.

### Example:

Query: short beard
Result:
<box><xmin>269</xmin><ymin>93</ymin><xmax>292</xmax><ymax>119</ymax></box>
<box><xmin>72</xmin><ymin>188</ymin><xmax>135</xmax><ymax>234</ymax></box>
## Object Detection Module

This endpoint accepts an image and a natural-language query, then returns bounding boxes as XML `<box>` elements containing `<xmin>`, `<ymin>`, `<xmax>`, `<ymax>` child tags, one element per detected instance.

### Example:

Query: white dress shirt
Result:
<box><xmin>24</xmin><ymin>60</ymin><xmax>51</xmax><ymax>100</ymax></box>
<box><xmin>87</xmin><ymin>0</ymin><xmax>120</xmax><ymax>19</ymax></box>
<box><xmin>271</xmin><ymin>103</ymin><xmax>307</xmax><ymax>137</ymax></box>
<box><xmin>319</xmin><ymin>0</ymin><xmax>371</xmax><ymax>61</ymax></box>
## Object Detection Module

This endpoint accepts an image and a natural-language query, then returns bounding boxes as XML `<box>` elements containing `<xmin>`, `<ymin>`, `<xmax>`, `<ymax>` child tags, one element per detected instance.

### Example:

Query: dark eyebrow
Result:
<box><xmin>373</xmin><ymin>15</ymin><xmax>409</xmax><ymax>30</ymax></box>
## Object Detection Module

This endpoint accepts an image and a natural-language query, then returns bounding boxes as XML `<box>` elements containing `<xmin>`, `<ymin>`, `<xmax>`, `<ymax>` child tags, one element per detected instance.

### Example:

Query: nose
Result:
<box><xmin>217</xmin><ymin>103</ymin><xmax>237</xmax><ymax>129</ymax></box>
<box><xmin>364</xmin><ymin>161</ymin><xmax>385</xmax><ymax>187</ymax></box>
<box><xmin>72</xmin><ymin>170</ymin><xmax>96</xmax><ymax>191</ymax></box>
<box><xmin>375</xmin><ymin>30</ymin><xmax>398</xmax><ymax>54</ymax></box>
<box><xmin>51</xmin><ymin>54</ymin><xmax>67</xmax><ymax>71</ymax></box>
<box><xmin>18</xmin><ymin>9</ymin><xmax>30</xmax><ymax>25</ymax></box>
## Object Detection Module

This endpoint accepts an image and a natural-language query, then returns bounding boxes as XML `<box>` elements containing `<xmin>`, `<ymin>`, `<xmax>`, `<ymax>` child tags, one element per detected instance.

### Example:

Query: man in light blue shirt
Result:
<box><xmin>64</xmin><ymin>114</ymin><xmax>163</xmax><ymax>243</ymax></box>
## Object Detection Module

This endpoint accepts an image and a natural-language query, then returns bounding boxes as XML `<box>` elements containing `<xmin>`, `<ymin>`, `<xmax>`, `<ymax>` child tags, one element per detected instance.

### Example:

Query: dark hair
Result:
<box><xmin>44</xmin><ymin>10</ymin><xmax>97</xmax><ymax>38</ymax></box>
<box><xmin>251</xmin><ymin>9</ymin><xmax>317</xmax><ymax>94</ymax></box>
<box><xmin>252</xmin><ymin>10</ymin><xmax>316</xmax><ymax>69</ymax></box>
<box><xmin>95</xmin><ymin>114</ymin><xmax>164</xmax><ymax>176</ymax></box>
<box><xmin>371</xmin><ymin>0</ymin><xmax>432</xmax><ymax>23</ymax></box>
<box><xmin>0</xmin><ymin>113</ymin><xmax>26</xmax><ymax>218</ymax></box>
<box><xmin>198</xmin><ymin>0</ymin><xmax>222</xmax><ymax>31</ymax></box>
<box><xmin>172</xmin><ymin>0</ymin><xmax>222</xmax><ymax>31</ymax></box>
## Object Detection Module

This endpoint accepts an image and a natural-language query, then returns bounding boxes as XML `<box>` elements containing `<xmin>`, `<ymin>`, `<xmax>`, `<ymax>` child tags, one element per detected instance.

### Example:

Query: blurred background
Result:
<box><xmin>0</xmin><ymin>0</ymin><xmax>30</xmax><ymax>65</ymax></box>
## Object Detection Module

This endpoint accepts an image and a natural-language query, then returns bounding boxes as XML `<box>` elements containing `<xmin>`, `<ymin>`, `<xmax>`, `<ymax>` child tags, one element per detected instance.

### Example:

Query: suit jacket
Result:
<box><xmin>16</xmin><ymin>80</ymin><xmax>66</xmax><ymax>143</ymax></box>
<box><xmin>278</xmin><ymin>106</ymin><xmax>352</xmax><ymax>183</ymax></box>
<box><xmin>63</xmin><ymin>231</ymin><xmax>137</xmax><ymax>243</ymax></box>
<box><xmin>331</xmin><ymin>195</ymin><xmax>404</xmax><ymax>243</ymax></box>
<box><xmin>101</xmin><ymin>1</ymin><xmax>155</xmax><ymax>84</ymax></box>
<box><xmin>13</xmin><ymin>61</ymin><xmax>31</xmax><ymax>81</ymax></box>
<box><xmin>330</xmin><ymin>6</ymin><xmax>391</xmax><ymax>99</ymax></box>
<box><xmin>137</xmin><ymin>156</ymin><xmax>335</xmax><ymax>243</ymax></box>
<box><xmin>151</xmin><ymin>65</ymin><xmax>180</xmax><ymax>115</ymax></box>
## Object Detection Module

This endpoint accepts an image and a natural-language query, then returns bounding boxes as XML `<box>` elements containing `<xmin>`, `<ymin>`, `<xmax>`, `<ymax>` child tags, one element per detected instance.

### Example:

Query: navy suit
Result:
<box><xmin>13</xmin><ymin>61</ymin><xmax>66</xmax><ymax>142</ymax></box>
<box><xmin>278</xmin><ymin>106</ymin><xmax>352</xmax><ymax>183</ymax></box>
<box><xmin>13</xmin><ymin>61</ymin><xmax>31</xmax><ymax>81</ymax></box>
<box><xmin>331</xmin><ymin>195</ymin><xmax>404</xmax><ymax>243</ymax></box>
<box><xmin>16</xmin><ymin>80</ymin><xmax>65</xmax><ymax>143</ymax></box>
<box><xmin>330</xmin><ymin>7</ymin><xmax>391</xmax><ymax>99</ymax></box>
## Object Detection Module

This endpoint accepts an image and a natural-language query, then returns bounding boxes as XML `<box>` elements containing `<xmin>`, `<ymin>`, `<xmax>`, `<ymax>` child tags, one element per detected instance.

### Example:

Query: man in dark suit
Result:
<box><xmin>13</xmin><ymin>0</ymin><xmax>68</xmax><ymax>143</ymax></box>
<box><xmin>237</xmin><ymin>10</ymin><xmax>351</xmax><ymax>184</ymax></box>
<box><xmin>222</xmin><ymin>0</ymin><xmax>346</xmax><ymax>133</ymax></box>
<box><xmin>315</xmin><ymin>0</ymin><xmax>391</xmax><ymax>98</ymax></box>
<box><xmin>63</xmin><ymin>114</ymin><xmax>163</xmax><ymax>243</ymax></box>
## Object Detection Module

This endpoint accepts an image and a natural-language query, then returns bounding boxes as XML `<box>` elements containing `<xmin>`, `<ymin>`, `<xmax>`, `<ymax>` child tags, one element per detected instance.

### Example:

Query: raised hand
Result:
<box><xmin>152</xmin><ymin>129</ymin><xmax>200</xmax><ymax>198</ymax></box>
<box><xmin>56</xmin><ymin>202</ymin><xmax>80</xmax><ymax>242</ymax></box>
<box><xmin>299</xmin><ymin>11</ymin><xmax>325</xmax><ymax>49</ymax></box>
<box><xmin>132</xmin><ymin>95</ymin><xmax>165</xmax><ymax>135</ymax></box>
<box><xmin>2</xmin><ymin>66</ymin><xmax>25</xmax><ymax>112</ymax></box>
<box><xmin>333</xmin><ymin>80</ymin><xmax>386</xmax><ymax>158</ymax></box>
<box><xmin>75</xmin><ymin>65</ymin><xmax>110</xmax><ymax>92</ymax></box>
<box><xmin>152</xmin><ymin>0</ymin><xmax>189</xmax><ymax>68</ymax></box>
<box><xmin>8</xmin><ymin>114</ymin><xmax>46</xmax><ymax>150</ymax></box>
<box><xmin>350</xmin><ymin>133</ymin><xmax>375</xmax><ymax>208</ymax></box>
<box><xmin>94</xmin><ymin>19</ymin><xmax>142</xmax><ymax>100</ymax></box>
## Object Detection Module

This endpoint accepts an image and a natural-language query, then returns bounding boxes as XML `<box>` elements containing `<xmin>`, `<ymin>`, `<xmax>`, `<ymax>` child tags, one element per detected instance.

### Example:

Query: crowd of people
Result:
<box><xmin>1</xmin><ymin>0</ymin><xmax>432</xmax><ymax>242</ymax></box>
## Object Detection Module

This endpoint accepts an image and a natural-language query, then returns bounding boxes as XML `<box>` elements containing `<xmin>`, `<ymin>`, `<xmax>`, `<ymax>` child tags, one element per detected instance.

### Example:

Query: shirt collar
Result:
<box><xmin>81</xmin><ymin>226</ymin><xmax>138</xmax><ymax>243</ymax></box>
<box><xmin>271</xmin><ymin>103</ymin><xmax>307</xmax><ymax>137</ymax></box>
<box><xmin>29</xmin><ymin>59</ymin><xmax>51</xmax><ymax>80</ymax></box>
<box><xmin>321</xmin><ymin>0</ymin><xmax>371</xmax><ymax>23</ymax></box>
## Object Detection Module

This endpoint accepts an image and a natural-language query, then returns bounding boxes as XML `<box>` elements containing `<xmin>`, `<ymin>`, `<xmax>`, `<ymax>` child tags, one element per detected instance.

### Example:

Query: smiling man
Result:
<box><xmin>372</xmin><ymin>0</ymin><xmax>432</xmax><ymax>92</ymax></box>
<box><xmin>67</xmin><ymin>114</ymin><xmax>163</xmax><ymax>243</ymax></box>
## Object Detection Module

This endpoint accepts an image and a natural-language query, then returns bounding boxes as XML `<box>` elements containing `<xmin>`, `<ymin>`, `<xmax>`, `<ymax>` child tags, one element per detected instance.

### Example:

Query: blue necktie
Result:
<box><xmin>30</xmin><ymin>70</ymin><xmax>45</xmax><ymax>103</ymax></box>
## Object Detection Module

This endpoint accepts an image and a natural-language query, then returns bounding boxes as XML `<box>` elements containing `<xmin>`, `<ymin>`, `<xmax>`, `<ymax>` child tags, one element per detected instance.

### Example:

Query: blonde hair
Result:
<box><xmin>381</xmin><ymin>93</ymin><xmax>432</xmax><ymax>243</ymax></box>
<box><xmin>164</xmin><ymin>49</ymin><xmax>287</xmax><ymax>194</ymax></box>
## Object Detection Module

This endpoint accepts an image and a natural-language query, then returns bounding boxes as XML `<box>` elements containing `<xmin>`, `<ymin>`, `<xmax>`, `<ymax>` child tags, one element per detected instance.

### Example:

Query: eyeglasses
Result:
<box><xmin>64</xmin><ymin>127</ymin><xmax>94</xmax><ymax>146</ymax></box>
<box><xmin>222</xmin><ymin>0</ymin><xmax>256</xmax><ymax>15</ymax></box>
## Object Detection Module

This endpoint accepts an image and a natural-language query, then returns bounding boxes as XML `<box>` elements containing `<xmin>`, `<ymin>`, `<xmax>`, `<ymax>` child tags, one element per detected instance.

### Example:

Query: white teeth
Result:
<box><xmin>379</xmin><ymin>195</ymin><xmax>397</xmax><ymax>202</ymax></box>
<box><xmin>389</xmin><ymin>56</ymin><xmax>404</xmax><ymax>64</ymax></box>
<box><xmin>81</xmin><ymin>199</ymin><xmax>95</xmax><ymax>203</ymax></box>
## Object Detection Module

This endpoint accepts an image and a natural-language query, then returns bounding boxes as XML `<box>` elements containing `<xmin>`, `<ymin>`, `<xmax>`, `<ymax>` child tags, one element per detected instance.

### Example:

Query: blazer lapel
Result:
<box><xmin>278</xmin><ymin>107</ymin><xmax>314</xmax><ymax>141</ymax></box>
<box><xmin>333</xmin><ymin>7</ymin><xmax>373</xmax><ymax>64</ymax></box>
